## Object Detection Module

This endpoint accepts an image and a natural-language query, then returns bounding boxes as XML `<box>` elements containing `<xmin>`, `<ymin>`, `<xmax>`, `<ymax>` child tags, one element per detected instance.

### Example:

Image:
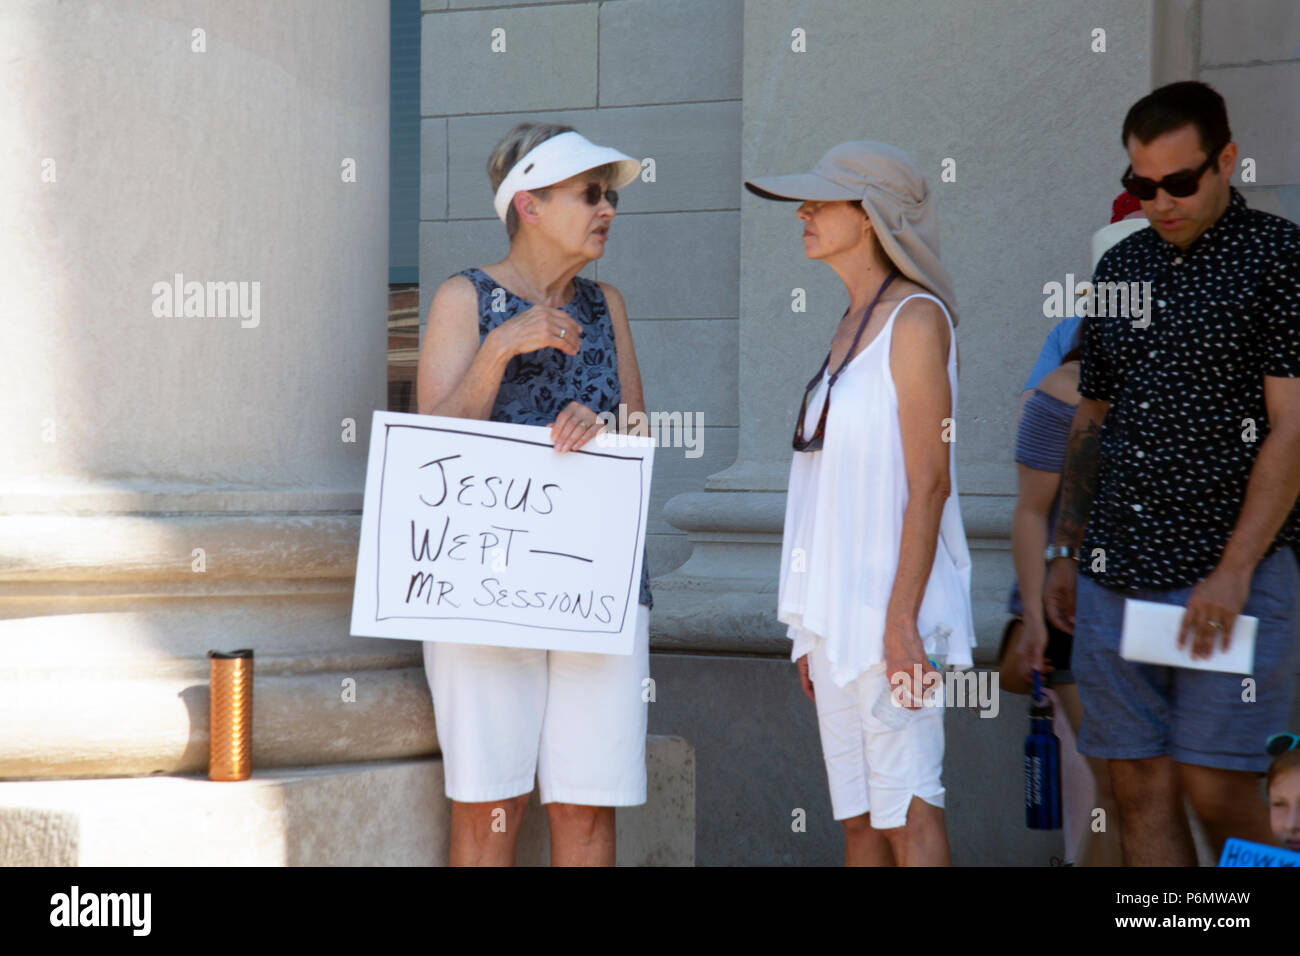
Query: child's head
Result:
<box><xmin>1266</xmin><ymin>735</ymin><xmax>1300</xmax><ymax>851</ymax></box>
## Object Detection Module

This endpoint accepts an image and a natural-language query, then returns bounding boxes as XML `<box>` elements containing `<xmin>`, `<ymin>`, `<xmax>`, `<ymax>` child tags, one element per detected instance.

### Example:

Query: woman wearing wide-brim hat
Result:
<box><xmin>415</xmin><ymin>123</ymin><xmax>652</xmax><ymax>866</ymax></box>
<box><xmin>747</xmin><ymin>141</ymin><xmax>976</xmax><ymax>866</ymax></box>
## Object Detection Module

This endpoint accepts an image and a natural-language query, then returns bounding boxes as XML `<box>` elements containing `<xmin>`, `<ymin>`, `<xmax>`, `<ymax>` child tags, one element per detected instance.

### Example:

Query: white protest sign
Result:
<box><xmin>350</xmin><ymin>411</ymin><xmax>653</xmax><ymax>654</ymax></box>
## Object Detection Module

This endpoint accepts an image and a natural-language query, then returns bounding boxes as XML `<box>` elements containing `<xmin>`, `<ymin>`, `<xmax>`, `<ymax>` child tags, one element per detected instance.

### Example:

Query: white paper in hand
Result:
<box><xmin>1119</xmin><ymin>598</ymin><xmax>1256</xmax><ymax>675</ymax></box>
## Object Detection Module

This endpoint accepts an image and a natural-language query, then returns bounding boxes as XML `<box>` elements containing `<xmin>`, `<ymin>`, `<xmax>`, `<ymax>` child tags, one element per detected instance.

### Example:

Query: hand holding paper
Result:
<box><xmin>1176</xmin><ymin>563</ymin><xmax>1253</xmax><ymax>660</ymax></box>
<box><xmin>1121</xmin><ymin>598</ymin><xmax>1257</xmax><ymax>674</ymax></box>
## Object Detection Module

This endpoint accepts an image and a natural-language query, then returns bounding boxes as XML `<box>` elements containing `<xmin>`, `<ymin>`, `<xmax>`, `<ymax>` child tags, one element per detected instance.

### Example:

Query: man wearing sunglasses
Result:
<box><xmin>1044</xmin><ymin>81</ymin><xmax>1300</xmax><ymax>866</ymax></box>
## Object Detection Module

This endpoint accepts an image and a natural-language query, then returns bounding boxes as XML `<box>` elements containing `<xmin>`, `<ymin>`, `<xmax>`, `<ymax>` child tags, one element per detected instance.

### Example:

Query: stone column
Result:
<box><xmin>0</xmin><ymin>1</ymin><xmax>422</xmax><ymax>788</ymax></box>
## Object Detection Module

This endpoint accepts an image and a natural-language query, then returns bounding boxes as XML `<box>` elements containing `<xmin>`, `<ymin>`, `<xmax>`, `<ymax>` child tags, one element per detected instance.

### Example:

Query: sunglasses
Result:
<box><xmin>1121</xmin><ymin>143</ymin><xmax>1226</xmax><ymax>200</ymax></box>
<box><xmin>1267</xmin><ymin>732</ymin><xmax>1300</xmax><ymax>756</ymax></box>
<box><xmin>792</xmin><ymin>357</ymin><xmax>834</xmax><ymax>452</ymax></box>
<box><xmin>576</xmin><ymin>182</ymin><xmax>618</xmax><ymax>209</ymax></box>
<box><xmin>793</xmin><ymin>269</ymin><xmax>898</xmax><ymax>452</ymax></box>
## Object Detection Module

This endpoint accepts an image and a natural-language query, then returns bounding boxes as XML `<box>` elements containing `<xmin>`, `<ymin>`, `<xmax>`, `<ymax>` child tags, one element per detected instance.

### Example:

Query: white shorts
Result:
<box><xmin>807</xmin><ymin>641</ymin><xmax>946</xmax><ymax>828</ymax></box>
<box><xmin>423</xmin><ymin>604</ymin><xmax>650</xmax><ymax>806</ymax></box>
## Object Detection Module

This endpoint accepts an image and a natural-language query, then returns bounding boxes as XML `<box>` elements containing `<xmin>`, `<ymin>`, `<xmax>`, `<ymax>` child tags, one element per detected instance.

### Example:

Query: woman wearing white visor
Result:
<box><xmin>415</xmin><ymin>124</ymin><xmax>651</xmax><ymax>866</ymax></box>
<box><xmin>747</xmin><ymin>142</ymin><xmax>976</xmax><ymax>865</ymax></box>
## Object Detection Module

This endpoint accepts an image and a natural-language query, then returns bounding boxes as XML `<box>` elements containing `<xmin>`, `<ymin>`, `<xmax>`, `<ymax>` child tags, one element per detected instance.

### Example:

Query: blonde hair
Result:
<box><xmin>1267</xmin><ymin>748</ymin><xmax>1300</xmax><ymax>794</ymax></box>
<box><xmin>487</xmin><ymin>122</ymin><xmax>618</xmax><ymax>241</ymax></box>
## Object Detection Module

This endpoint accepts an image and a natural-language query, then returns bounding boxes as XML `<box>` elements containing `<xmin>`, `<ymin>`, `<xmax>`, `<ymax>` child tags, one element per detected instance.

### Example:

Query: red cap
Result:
<box><xmin>1111</xmin><ymin>190</ymin><xmax>1141</xmax><ymax>223</ymax></box>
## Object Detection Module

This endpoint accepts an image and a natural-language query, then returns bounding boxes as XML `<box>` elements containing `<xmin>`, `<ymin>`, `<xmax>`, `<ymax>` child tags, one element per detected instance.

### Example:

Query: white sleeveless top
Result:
<box><xmin>777</xmin><ymin>292</ymin><xmax>976</xmax><ymax>687</ymax></box>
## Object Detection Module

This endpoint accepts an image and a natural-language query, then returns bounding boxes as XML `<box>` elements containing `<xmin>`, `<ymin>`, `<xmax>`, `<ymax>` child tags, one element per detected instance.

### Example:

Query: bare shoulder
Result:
<box><xmin>425</xmin><ymin>273</ymin><xmax>478</xmax><ymax>323</ymax></box>
<box><xmin>889</xmin><ymin>276</ymin><xmax>930</xmax><ymax>299</ymax></box>
<box><xmin>893</xmin><ymin>281</ymin><xmax>951</xmax><ymax>319</ymax></box>
<box><xmin>890</xmin><ymin>294</ymin><xmax>951</xmax><ymax>358</ymax></box>
<box><xmin>596</xmin><ymin>279</ymin><xmax>626</xmax><ymax>310</ymax></box>
<box><xmin>416</xmin><ymin>277</ymin><xmax>479</xmax><ymax>358</ymax></box>
<box><xmin>1037</xmin><ymin>360</ymin><xmax>1081</xmax><ymax>404</ymax></box>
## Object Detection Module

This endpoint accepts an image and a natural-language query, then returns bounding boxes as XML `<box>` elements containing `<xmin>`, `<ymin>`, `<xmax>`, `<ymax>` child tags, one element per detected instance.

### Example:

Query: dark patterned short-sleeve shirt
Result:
<box><xmin>455</xmin><ymin>266</ymin><xmax>653</xmax><ymax>610</ymax></box>
<box><xmin>1078</xmin><ymin>188</ymin><xmax>1300</xmax><ymax>591</ymax></box>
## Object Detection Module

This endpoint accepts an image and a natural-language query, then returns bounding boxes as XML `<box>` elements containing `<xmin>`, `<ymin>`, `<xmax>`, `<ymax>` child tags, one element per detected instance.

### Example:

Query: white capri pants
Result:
<box><xmin>423</xmin><ymin>604</ymin><xmax>650</xmax><ymax>806</ymax></box>
<box><xmin>807</xmin><ymin>640</ymin><xmax>946</xmax><ymax>828</ymax></box>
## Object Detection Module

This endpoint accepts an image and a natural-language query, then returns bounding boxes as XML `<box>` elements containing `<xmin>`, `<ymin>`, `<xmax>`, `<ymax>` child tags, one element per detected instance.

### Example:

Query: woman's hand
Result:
<box><xmin>548</xmin><ymin>401</ymin><xmax>607</xmax><ymax>453</ymax></box>
<box><xmin>883</xmin><ymin>616</ymin><xmax>940</xmax><ymax>710</ymax></box>
<box><xmin>490</xmin><ymin>304</ymin><xmax>583</xmax><ymax>360</ymax></box>
<box><xmin>1017</xmin><ymin>615</ymin><xmax>1052</xmax><ymax>687</ymax></box>
<box><xmin>796</xmin><ymin>654</ymin><xmax>815</xmax><ymax>704</ymax></box>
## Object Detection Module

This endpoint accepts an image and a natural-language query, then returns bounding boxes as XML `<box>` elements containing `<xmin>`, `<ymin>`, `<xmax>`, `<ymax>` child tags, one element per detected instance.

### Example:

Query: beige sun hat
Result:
<box><xmin>745</xmin><ymin>140</ymin><xmax>959</xmax><ymax>326</ymax></box>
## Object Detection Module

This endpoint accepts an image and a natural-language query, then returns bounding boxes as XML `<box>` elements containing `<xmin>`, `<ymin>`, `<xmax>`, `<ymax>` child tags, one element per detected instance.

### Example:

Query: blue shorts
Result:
<box><xmin>1072</xmin><ymin>546</ymin><xmax>1300</xmax><ymax>772</ymax></box>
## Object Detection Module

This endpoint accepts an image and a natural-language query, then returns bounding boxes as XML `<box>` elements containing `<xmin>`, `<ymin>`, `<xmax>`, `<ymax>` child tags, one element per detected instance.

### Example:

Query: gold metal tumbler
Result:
<box><xmin>208</xmin><ymin>649</ymin><xmax>253</xmax><ymax>781</ymax></box>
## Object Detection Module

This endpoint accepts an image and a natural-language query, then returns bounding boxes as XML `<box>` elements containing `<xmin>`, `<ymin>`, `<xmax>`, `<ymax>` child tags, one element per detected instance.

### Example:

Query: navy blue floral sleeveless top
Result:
<box><xmin>455</xmin><ymin>266</ymin><xmax>652</xmax><ymax>611</ymax></box>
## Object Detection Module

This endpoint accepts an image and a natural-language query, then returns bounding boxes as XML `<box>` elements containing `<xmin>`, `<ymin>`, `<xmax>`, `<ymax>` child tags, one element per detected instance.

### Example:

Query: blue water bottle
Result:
<box><xmin>1024</xmin><ymin>670</ymin><xmax>1062</xmax><ymax>830</ymax></box>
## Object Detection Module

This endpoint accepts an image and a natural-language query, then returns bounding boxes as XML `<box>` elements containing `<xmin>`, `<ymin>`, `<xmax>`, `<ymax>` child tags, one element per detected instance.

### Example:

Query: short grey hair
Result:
<box><xmin>487</xmin><ymin>122</ymin><xmax>619</xmax><ymax>241</ymax></box>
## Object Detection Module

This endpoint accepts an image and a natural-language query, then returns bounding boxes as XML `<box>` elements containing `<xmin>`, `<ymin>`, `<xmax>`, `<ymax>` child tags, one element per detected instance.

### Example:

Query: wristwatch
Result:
<box><xmin>1043</xmin><ymin>545</ymin><xmax>1077</xmax><ymax>561</ymax></box>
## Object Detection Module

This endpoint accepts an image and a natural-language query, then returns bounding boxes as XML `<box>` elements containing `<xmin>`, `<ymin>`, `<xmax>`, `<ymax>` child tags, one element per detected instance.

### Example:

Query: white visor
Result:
<box><xmin>493</xmin><ymin>131</ymin><xmax>641</xmax><ymax>223</ymax></box>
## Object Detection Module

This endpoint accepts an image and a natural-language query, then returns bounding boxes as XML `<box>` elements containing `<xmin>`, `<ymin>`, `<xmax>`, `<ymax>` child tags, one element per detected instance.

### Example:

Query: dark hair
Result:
<box><xmin>1121</xmin><ymin>81</ymin><xmax>1231</xmax><ymax>162</ymax></box>
<box><xmin>854</xmin><ymin>200</ymin><xmax>901</xmax><ymax>275</ymax></box>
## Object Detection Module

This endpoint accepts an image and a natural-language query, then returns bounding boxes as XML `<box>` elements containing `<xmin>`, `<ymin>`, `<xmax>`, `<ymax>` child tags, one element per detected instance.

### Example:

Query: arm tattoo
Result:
<box><xmin>1053</xmin><ymin>417</ymin><xmax>1102</xmax><ymax>548</ymax></box>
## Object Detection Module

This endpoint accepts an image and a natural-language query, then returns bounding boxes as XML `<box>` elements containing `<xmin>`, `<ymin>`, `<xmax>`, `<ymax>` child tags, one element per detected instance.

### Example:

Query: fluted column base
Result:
<box><xmin>0</xmin><ymin>487</ymin><xmax>436</xmax><ymax>778</ymax></box>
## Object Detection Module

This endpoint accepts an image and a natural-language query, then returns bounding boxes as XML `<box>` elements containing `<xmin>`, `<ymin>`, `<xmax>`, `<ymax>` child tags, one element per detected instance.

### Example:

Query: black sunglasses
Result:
<box><xmin>1121</xmin><ymin>143</ymin><xmax>1226</xmax><ymax>200</ymax></box>
<box><xmin>578</xmin><ymin>182</ymin><xmax>618</xmax><ymax>208</ymax></box>
<box><xmin>793</xmin><ymin>269</ymin><xmax>898</xmax><ymax>452</ymax></box>
<box><xmin>1267</xmin><ymin>732</ymin><xmax>1300</xmax><ymax>756</ymax></box>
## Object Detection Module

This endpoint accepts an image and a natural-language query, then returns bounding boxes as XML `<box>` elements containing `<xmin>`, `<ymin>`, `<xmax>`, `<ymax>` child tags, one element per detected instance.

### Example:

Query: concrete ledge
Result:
<box><xmin>0</xmin><ymin>736</ymin><xmax>694</xmax><ymax>866</ymax></box>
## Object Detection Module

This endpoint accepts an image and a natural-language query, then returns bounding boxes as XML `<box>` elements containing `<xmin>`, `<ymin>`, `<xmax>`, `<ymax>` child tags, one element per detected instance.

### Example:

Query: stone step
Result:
<box><xmin>0</xmin><ymin>736</ymin><xmax>694</xmax><ymax>866</ymax></box>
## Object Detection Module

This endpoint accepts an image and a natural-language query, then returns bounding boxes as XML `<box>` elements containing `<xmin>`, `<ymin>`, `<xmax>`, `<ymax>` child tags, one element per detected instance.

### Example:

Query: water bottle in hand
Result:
<box><xmin>871</xmin><ymin>624</ymin><xmax>952</xmax><ymax>731</ymax></box>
